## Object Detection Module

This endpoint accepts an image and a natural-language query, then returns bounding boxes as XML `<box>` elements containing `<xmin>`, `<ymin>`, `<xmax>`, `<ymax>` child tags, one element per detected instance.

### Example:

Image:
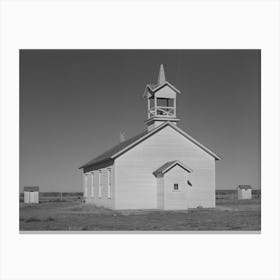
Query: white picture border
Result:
<box><xmin>0</xmin><ymin>0</ymin><xmax>279</xmax><ymax>279</ymax></box>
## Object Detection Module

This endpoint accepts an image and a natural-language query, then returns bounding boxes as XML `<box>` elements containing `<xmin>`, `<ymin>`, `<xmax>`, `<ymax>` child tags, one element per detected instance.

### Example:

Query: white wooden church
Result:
<box><xmin>79</xmin><ymin>65</ymin><xmax>220</xmax><ymax>210</ymax></box>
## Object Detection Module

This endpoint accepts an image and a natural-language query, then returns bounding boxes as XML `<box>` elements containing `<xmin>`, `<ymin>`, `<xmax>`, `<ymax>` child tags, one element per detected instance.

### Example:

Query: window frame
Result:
<box><xmin>173</xmin><ymin>183</ymin><xmax>179</xmax><ymax>191</ymax></box>
<box><xmin>107</xmin><ymin>168</ymin><xmax>111</xmax><ymax>199</ymax></box>
<box><xmin>98</xmin><ymin>170</ymin><xmax>102</xmax><ymax>198</ymax></box>
<box><xmin>91</xmin><ymin>172</ymin><xmax>94</xmax><ymax>197</ymax></box>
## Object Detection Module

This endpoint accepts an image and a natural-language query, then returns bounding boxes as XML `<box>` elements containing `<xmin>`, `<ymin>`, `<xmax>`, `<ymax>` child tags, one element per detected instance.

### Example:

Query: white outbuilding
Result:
<box><xmin>237</xmin><ymin>185</ymin><xmax>252</xmax><ymax>200</ymax></box>
<box><xmin>79</xmin><ymin>65</ymin><xmax>221</xmax><ymax>210</ymax></box>
<box><xmin>24</xmin><ymin>186</ymin><xmax>39</xmax><ymax>203</ymax></box>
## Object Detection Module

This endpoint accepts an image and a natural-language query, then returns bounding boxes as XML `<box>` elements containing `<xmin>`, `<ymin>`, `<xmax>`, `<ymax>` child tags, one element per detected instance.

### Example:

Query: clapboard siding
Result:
<box><xmin>24</xmin><ymin>191</ymin><xmax>39</xmax><ymax>204</ymax></box>
<box><xmin>164</xmin><ymin>165</ymin><xmax>190</xmax><ymax>210</ymax></box>
<box><xmin>115</xmin><ymin>125</ymin><xmax>215</xmax><ymax>209</ymax></box>
<box><xmin>157</xmin><ymin>177</ymin><xmax>164</xmax><ymax>209</ymax></box>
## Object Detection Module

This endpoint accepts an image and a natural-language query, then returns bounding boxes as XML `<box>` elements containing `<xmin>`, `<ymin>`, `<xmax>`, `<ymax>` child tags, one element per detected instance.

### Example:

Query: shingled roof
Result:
<box><xmin>79</xmin><ymin>122</ymin><xmax>221</xmax><ymax>170</ymax></box>
<box><xmin>79</xmin><ymin>129</ymin><xmax>148</xmax><ymax>169</ymax></box>
<box><xmin>153</xmin><ymin>160</ymin><xmax>193</xmax><ymax>177</ymax></box>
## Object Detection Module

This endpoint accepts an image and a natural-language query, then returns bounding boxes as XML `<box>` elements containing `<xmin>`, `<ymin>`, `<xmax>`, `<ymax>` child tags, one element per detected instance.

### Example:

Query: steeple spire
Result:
<box><xmin>157</xmin><ymin>64</ymin><xmax>166</xmax><ymax>85</ymax></box>
<box><xmin>143</xmin><ymin>64</ymin><xmax>181</xmax><ymax>131</ymax></box>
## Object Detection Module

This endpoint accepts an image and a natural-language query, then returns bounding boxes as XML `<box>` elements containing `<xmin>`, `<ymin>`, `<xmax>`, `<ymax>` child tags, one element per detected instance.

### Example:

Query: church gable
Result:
<box><xmin>144</xmin><ymin>82</ymin><xmax>180</xmax><ymax>98</ymax></box>
<box><xmin>114</xmin><ymin>124</ymin><xmax>216</xmax><ymax>209</ymax></box>
<box><xmin>114</xmin><ymin>122</ymin><xmax>220</xmax><ymax>162</ymax></box>
<box><xmin>116</xmin><ymin>123</ymin><xmax>220</xmax><ymax>165</ymax></box>
<box><xmin>154</xmin><ymin>85</ymin><xmax>177</xmax><ymax>99</ymax></box>
<box><xmin>80</xmin><ymin>121</ymin><xmax>220</xmax><ymax>172</ymax></box>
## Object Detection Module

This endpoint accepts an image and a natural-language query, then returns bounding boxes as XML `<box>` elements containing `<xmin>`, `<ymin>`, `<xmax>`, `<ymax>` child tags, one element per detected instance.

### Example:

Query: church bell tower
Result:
<box><xmin>143</xmin><ymin>64</ymin><xmax>181</xmax><ymax>131</ymax></box>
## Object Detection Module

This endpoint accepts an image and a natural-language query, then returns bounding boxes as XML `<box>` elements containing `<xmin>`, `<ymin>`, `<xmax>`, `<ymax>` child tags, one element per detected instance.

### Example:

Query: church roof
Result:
<box><xmin>79</xmin><ymin>130</ymin><xmax>148</xmax><ymax>169</ymax></box>
<box><xmin>153</xmin><ymin>160</ymin><xmax>193</xmax><ymax>177</ymax></box>
<box><xmin>145</xmin><ymin>82</ymin><xmax>181</xmax><ymax>95</ymax></box>
<box><xmin>79</xmin><ymin>122</ymin><xmax>221</xmax><ymax>170</ymax></box>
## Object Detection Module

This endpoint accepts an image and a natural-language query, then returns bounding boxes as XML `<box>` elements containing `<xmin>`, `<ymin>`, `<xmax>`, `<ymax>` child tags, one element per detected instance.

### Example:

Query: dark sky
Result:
<box><xmin>20</xmin><ymin>50</ymin><xmax>260</xmax><ymax>192</ymax></box>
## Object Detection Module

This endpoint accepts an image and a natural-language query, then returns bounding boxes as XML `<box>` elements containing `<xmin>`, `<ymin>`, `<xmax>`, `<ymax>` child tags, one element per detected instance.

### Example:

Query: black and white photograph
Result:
<box><xmin>1</xmin><ymin>1</ymin><xmax>280</xmax><ymax>280</ymax></box>
<box><xmin>20</xmin><ymin>50</ymin><xmax>261</xmax><ymax>232</ymax></box>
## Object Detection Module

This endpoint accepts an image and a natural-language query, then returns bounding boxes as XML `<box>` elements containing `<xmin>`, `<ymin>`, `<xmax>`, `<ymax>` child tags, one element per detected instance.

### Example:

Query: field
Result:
<box><xmin>19</xmin><ymin>190</ymin><xmax>261</xmax><ymax>231</ymax></box>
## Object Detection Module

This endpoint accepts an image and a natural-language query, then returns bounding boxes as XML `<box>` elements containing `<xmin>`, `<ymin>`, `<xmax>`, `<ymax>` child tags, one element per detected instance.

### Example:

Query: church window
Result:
<box><xmin>107</xmin><ymin>168</ymin><xmax>111</xmax><ymax>199</ymax></box>
<box><xmin>84</xmin><ymin>174</ymin><xmax>88</xmax><ymax>197</ymax></box>
<box><xmin>98</xmin><ymin>170</ymin><xmax>102</xmax><ymax>198</ymax></box>
<box><xmin>91</xmin><ymin>172</ymin><xmax>94</xmax><ymax>197</ymax></box>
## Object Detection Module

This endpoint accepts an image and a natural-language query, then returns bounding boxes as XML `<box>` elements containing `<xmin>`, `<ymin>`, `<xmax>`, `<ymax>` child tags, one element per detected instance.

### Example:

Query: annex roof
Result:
<box><xmin>79</xmin><ymin>122</ymin><xmax>221</xmax><ymax>170</ymax></box>
<box><xmin>153</xmin><ymin>160</ymin><xmax>193</xmax><ymax>177</ymax></box>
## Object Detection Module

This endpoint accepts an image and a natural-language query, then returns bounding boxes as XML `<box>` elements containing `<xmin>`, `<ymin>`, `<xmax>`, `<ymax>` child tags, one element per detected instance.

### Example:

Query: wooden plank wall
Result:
<box><xmin>164</xmin><ymin>165</ymin><xmax>190</xmax><ymax>210</ymax></box>
<box><xmin>238</xmin><ymin>189</ymin><xmax>252</xmax><ymax>200</ymax></box>
<box><xmin>115</xmin><ymin>125</ymin><xmax>216</xmax><ymax>209</ymax></box>
<box><xmin>156</xmin><ymin>177</ymin><xmax>164</xmax><ymax>209</ymax></box>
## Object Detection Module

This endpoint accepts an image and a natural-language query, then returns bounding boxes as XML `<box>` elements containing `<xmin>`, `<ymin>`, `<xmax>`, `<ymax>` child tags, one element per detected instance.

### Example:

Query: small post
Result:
<box><xmin>120</xmin><ymin>131</ymin><xmax>126</xmax><ymax>143</ymax></box>
<box><xmin>60</xmin><ymin>192</ymin><xmax>62</xmax><ymax>201</ymax></box>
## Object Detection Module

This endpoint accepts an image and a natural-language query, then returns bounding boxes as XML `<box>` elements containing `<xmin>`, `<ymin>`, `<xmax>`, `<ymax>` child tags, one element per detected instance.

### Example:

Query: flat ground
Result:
<box><xmin>19</xmin><ymin>191</ymin><xmax>261</xmax><ymax>231</ymax></box>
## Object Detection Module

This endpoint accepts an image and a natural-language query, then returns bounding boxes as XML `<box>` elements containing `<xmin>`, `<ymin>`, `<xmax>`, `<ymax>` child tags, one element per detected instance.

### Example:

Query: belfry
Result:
<box><xmin>143</xmin><ymin>64</ymin><xmax>181</xmax><ymax>130</ymax></box>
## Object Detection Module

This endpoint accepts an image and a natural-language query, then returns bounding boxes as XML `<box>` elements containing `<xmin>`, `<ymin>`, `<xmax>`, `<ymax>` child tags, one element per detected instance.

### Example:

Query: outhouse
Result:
<box><xmin>24</xmin><ymin>186</ymin><xmax>39</xmax><ymax>203</ymax></box>
<box><xmin>237</xmin><ymin>185</ymin><xmax>252</xmax><ymax>200</ymax></box>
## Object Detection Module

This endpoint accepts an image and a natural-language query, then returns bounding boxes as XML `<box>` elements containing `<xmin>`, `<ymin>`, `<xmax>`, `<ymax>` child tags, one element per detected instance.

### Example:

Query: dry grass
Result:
<box><xmin>19</xmin><ymin>191</ymin><xmax>261</xmax><ymax>231</ymax></box>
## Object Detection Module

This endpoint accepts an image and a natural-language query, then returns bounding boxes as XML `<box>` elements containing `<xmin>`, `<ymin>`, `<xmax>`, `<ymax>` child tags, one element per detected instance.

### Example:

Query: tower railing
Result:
<box><xmin>149</xmin><ymin>106</ymin><xmax>176</xmax><ymax>118</ymax></box>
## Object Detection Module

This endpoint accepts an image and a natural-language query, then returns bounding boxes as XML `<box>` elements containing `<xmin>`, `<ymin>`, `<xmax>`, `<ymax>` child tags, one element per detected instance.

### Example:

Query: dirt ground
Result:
<box><xmin>19</xmin><ymin>193</ymin><xmax>261</xmax><ymax>231</ymax></box>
